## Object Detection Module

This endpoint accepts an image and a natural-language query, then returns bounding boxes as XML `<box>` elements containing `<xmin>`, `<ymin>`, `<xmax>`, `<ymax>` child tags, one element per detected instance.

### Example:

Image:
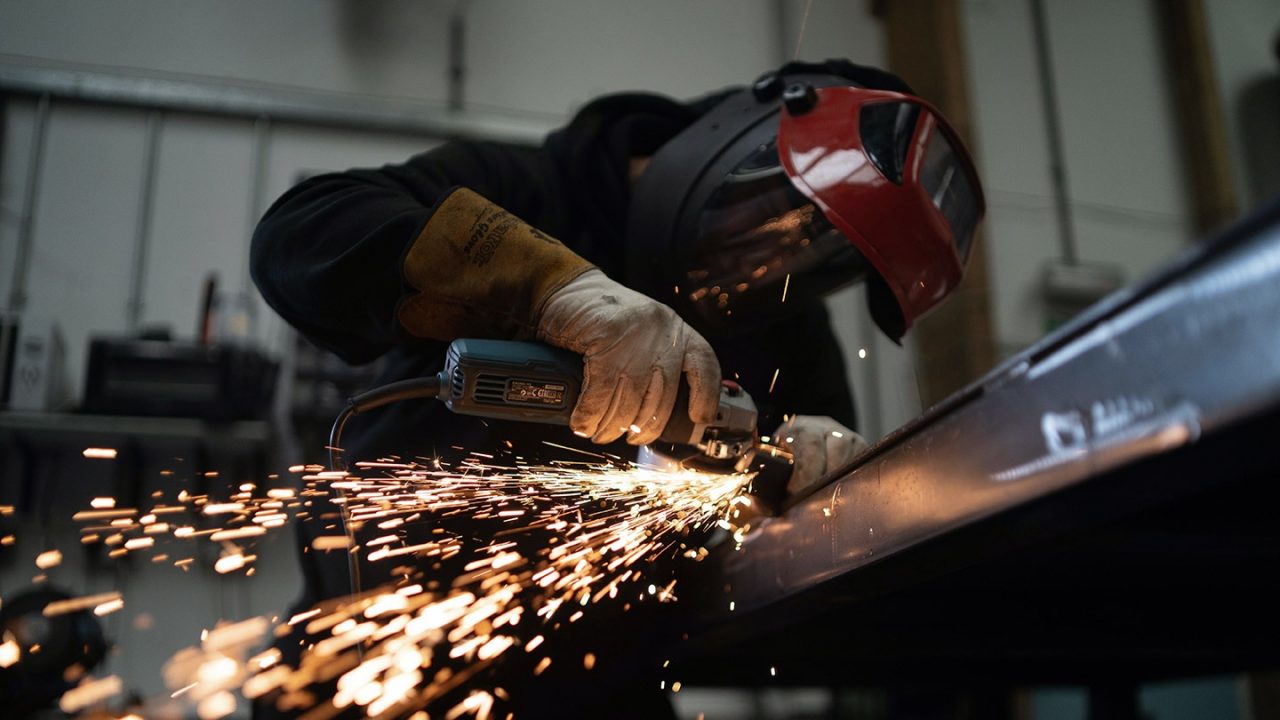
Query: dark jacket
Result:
<box><xmin>251</xmin><ymin>92</ymin><xmax>857</xmax><ymax>467</ymax></box>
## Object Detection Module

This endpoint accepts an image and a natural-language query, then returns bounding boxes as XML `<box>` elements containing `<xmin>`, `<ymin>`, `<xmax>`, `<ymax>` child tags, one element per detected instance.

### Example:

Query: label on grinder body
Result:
<box><xmin>506</xmin><ymin>379</ymin><xmax>567</xmax><ymax>407</ymax></box>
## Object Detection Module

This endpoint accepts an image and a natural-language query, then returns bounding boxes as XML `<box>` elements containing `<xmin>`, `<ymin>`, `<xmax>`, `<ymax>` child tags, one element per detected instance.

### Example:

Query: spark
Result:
<box><xmin>94</xmin><ymin>598</ymin><xmax>125</xmax><ymax>616</ymax></box>
<box><xmin>858</xmin><ymin>347</ymin><xmax>867</xmax><ymax>359</ymax></box>
<box><xmin>209</xmin><ymin>526</ymin><xmax>267</xmax><ymax>542</ymax></box>
<box><xmin>43</xmin><ymin>592</ymin><xmax>123</xmax><ymax>617</ymax></box>
<box><xmin>171</xmin><ymin>682</ymin><xmax>198</xmax><ymax>698</ymax></box>
<box><xmin>769</xmin><ymin>368</ymin><xmax>781</xmax><ymax>394</ymax></box>
<box><xmin>781</xmin><ymin>273</ymin><xmax>791</xmax><ymax>302</ymax></box>
<box><xmin>35</xmin><ymin>549</ymin><xmax>62</xmax><ymax>569</ymax></box>
<box><xmin>0</xmin><ymin>637</ymin><xmax>19</xmax><ymax>668</ymax></box>
<box><xmin>58</xmin><ymin>674</ymin><xmax>122</xmax><ymax>712</ymax></box>
<box><xmin>214</xmin><ymin>552</ymin><xmax>254</xmax><ymax>574</ymax></box>
<box><xmin>82</xmin><ymin>447</ymin><xmax>118</xmax><ymax>459</ymax></box>
<box><xmin>312</xmin><ymin>535</ymin><xmax>353</xmax><ymax>550</ymax></box>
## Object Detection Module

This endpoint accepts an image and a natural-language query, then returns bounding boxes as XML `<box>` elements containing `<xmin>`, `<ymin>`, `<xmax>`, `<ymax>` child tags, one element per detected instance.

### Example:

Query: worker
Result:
<box><xmin>250</xmin><ymin>58</ymin><xmax>984</xmax><ymax>718</ymax></box>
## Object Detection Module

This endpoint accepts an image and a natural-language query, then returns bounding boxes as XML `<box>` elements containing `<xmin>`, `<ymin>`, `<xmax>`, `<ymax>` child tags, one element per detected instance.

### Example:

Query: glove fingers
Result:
<box><xmin>785</xmin><ymin>427</ymin><xmax>828</xmax><ymax>496</ymax></box>
<box><xmin>777</xmin><ymin>416</ymin><xmax>869</xmax><ymax>496</ymax></box>
<box><xmin>570</xmin><ymin>358</ymin><xmax>613</xmax><ymax>438</ymax></box>
<box><xmin>682</xmin><ymin>335</ymin><xmax>722</xmax><ymax>425</ymax></box>
<box><xmin>778</xmin><ymin>419</ymin><xmax>825</xmax><ymax>496</ymax></box>
<box><xmin>593</xmin><ymin>376</ymin><xmax>643</xmax><ymax>444</ymax></box>
<box><xmin>627</xmin><ymin>367</ymin><xmax>678</xmax><ymax>446</ymax></box>
<box><xmin>825</xmin><ymin>429</ymin><xmax>869</xmax><ymax>472</ymax></box>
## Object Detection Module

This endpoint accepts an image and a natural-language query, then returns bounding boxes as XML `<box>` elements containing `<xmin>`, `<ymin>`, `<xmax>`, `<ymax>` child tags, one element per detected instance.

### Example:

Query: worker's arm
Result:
<box><xmin>251</xmin><ymin>141</ymin><xmax>719</xmax><ymax>442</ymax></box>
<box><xmin>251</xmin><ymin>140</ymin><xmax>549</xmax><ymax>364</ymax></box>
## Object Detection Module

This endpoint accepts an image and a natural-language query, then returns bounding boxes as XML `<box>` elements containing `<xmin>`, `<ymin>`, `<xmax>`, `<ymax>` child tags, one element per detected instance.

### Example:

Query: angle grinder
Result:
<box><xmin>329</xmin><ymin>338</ymin><xmax>794</xmax><ymax>515</ymax></box>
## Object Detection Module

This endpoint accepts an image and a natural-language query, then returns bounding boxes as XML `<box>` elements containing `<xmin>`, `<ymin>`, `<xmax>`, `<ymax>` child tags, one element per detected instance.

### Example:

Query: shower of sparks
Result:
<box><xmin>51</xmin><ymin>455</ymin><xmax>756</xmax><ymax>718</ymax></box>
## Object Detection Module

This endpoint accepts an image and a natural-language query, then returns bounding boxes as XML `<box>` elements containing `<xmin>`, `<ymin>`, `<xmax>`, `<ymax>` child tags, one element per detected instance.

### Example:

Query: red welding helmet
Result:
<box><xmin>625</xmin><ymin>65</ymin><xmax>985</xmax><ymax>341</ymax></box>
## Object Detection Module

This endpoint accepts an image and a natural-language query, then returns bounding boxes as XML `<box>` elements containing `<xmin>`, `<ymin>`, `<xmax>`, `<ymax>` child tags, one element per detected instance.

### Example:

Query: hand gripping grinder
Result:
<box><xmin>329</xmin><ymin>338</ymin><xmax>793</xmax><ymax>514</ymax></box>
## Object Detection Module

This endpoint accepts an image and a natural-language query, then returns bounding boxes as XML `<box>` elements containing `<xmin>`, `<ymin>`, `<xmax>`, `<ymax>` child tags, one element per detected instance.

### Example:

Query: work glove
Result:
<box><xmin>775</xmin><ymin>415</ymin><xmax>869</xmax><ymax>497</ymax></box>
<box><xmin>537</xmin><ymin>269</ymin><xmax>722</xmax><ymax>445</ymax></box>
<box><xmin>399</xmin><ymin>187</ymin><xmax>595</xmax><ymax>341</ymax></box>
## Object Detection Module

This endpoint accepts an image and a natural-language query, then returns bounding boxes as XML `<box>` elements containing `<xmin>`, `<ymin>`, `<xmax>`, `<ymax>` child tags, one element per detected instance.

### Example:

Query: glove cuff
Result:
<box><xmin>398</xmin><ymin>187</ymin><xmax>594</xmax><ymax>340</ymax></box>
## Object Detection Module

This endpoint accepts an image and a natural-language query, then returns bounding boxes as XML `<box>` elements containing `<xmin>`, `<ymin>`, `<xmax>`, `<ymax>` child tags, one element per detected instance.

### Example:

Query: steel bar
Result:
<box><xmin>714</xmin><ymin>197</ymin><xmax>1280</xmax><ymax>615</ymax></box>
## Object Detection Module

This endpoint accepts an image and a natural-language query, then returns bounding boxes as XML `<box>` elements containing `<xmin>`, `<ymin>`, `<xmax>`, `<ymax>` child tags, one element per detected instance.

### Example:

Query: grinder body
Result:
<box><xmin>441</xmin><ymin>339</ymin><xmax>756</xmax><ymax>451</ymax></box>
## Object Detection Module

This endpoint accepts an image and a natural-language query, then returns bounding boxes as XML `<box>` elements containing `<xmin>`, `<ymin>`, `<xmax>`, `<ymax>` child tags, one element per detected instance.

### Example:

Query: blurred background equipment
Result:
<box><xmin>5</xmin><ymin>321</ymin><xmax>67</xmax><ymax>413</ymax></box>
<box><xmin>0</xmin><ymin>586</ymin><xmax>109</xmax><ymax>717</ymax></box>
<box><xmin>82</xmin><ymin>333</ymin><xmax>275</xmax><ymax>421</ymax></box>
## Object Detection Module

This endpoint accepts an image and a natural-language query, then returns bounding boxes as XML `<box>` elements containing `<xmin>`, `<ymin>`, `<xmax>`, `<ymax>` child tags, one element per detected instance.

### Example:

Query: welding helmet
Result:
<box><xmin>625</xmin><ymin>64</ymin><xmax>985</xmax><ymax>341</ymax></box>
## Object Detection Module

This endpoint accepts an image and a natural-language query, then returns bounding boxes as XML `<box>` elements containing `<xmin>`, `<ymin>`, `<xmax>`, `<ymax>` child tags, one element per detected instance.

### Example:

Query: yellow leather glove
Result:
<box><xmin>399</xmin><ymin>187</ymin><xmax>594</xmax><ymax>341</ymax></box>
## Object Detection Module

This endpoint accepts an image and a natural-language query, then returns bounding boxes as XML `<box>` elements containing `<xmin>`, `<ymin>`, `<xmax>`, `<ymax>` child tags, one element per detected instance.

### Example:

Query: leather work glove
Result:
<box><xmin>399</xmin><ymin>187</ymin><xmax>595</xmax><ymax>342</ymax></box>
<box><xmin>537</xmin><ymin>269</ymin><xmax>722</xmax><ymax>445</ymax></box>
<box><xmin>775</xmin><ymin>415</ymin><xmax>869</xmax><ymax>497</ymax></box>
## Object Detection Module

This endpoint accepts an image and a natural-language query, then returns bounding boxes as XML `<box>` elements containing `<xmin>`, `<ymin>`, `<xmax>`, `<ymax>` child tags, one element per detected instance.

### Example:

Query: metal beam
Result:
<box><xmin>712</xmin><ymin>197</ymin><xmax>1280</xmax><ymax>615</ymax></box>
<box><xmin>671</xmin><ymin>200</ymin><xmax>1280</xmax><ymax>688</ymax></box>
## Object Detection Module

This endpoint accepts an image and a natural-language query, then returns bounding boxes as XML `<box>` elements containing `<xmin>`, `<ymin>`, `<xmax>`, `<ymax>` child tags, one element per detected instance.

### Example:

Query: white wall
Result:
<box><xmin>961</xmin><ymin>0</ymin><xmax>1197</xmax><ymax>354</ymax></box>
<box><xmin>0</xmin><ymin>1</ymin><xmax>455</xmax><ymax>111</ymax></box>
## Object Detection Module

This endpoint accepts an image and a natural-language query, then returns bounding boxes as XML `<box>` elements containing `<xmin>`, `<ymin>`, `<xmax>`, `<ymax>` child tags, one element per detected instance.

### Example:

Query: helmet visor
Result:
<box><xmin>682</xmin><ymin>140</ymin><xmax>867</xmax><ymax>325</ymax></box>
<box><xmin>919</xmin><ymin>123</ymin><xmax>981</xmax><ymax>262</ymax></box>
<box><xmin>777</xmin><ymin>87</ymin><xmax>986</xmax><ymax>336</ymax></box>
